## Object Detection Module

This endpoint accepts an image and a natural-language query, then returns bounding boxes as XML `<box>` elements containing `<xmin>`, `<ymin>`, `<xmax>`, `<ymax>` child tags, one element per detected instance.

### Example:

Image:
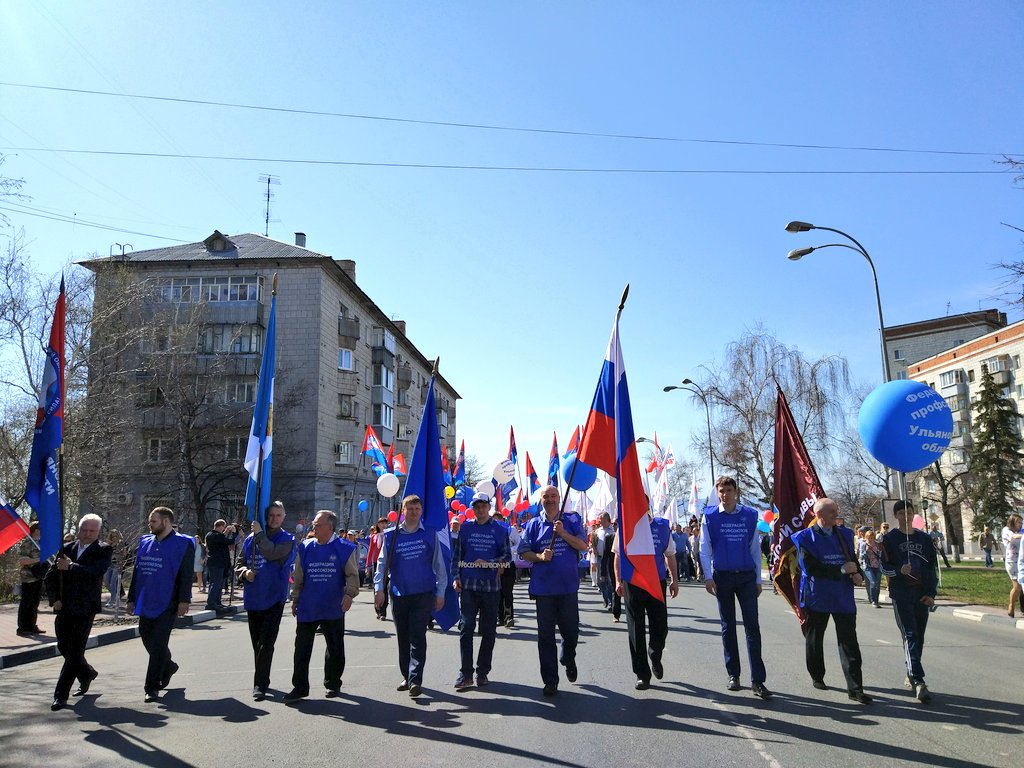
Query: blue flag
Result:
<box><xmin>244</xmin><ymin>290</ymin><xmax>276</xmax><ymax>528</ymax></box>
<box><xmin>404</xmin><ymin>375</ymin><xmax>460</xmax><ymax>631</ymax></box>
<box><xmin>25</xmin><ymin>277</ymin><xmax>65</xmax><ymax>561</ymax></box>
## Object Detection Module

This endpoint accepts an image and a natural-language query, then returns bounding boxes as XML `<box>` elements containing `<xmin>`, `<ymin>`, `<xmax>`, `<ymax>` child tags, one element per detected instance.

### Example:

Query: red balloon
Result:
<box><xmin>458</xmin><ymin>513</ymin><xmax>466</xmax><ymax>523</ymax></box>
<box><xmin>387</xmin><ymin>510</ymin><xmax>398</xmax><ymax>522</ymax></box>
<box><xmin>451</xmin><ymin>500</ymin><xmax>459</xmax><ymax>511</ymax></box>
<box><xmin>763</xmin><ymin>509</ymin><xmax>775</xmax><ymax>523</ymax></box>
<box><xmin>502</xmin><ymin>508</ymin><xmax>511</xmax><ymax>517</ymax></box>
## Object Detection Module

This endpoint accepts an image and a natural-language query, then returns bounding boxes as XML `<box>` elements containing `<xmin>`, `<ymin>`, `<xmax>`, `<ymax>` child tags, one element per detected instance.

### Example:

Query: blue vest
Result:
<box><xmin>133</xmin><ymin>532</ymin><xmax>194</xmax><ymax>619</ymax></box>
<box><xmin>703</xmin><ymin>505</ymin><xmax>757</xmax><ymax>572</ymax></box>
<box><xmin>295</xmin><ymin>537</ymin><xmax>356</xmax><ymax>622</ymax></box>
<box><xmin>521</xmin><ymin>513</ymin><xmax>584</xmax><ymax>596</ymax></box>
<box><xmin>792</xmin><ymin>526</ymin><xmax>857</xmax><ymax>614</ymax></box>
<box><xmin>457</xmin><ymin>519</ymin><xmax>508</xmax><ymax>584</ymax></box>
<box><xmin>242</xmin><ymin>528</ymin><xmax>296</xmax><ymax>611</ymax></box>
<box><xmin>384</xmin><ymin>527</ymin><xmax>437</xmax><ymax>597</ymax></box>
<box><xmin>650</xmin><ymin>517</ymin><xmax>671</xmax><ymax>582</ymax></box>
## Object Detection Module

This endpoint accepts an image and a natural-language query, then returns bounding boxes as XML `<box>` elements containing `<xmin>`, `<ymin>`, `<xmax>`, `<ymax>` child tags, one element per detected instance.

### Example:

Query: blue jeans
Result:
<box><xmin>984</xmin><ymin>549</ymin><xmax>993</xmax><ymax>567</ymax></box>
<box><xmin>712</xmin><ymin>570</ymin><xmax>766</xmax><ymax>683</ymax></box>
<box><xmin>459</xmin><ymin>589</ymin><xmax>499</xmax><ymax>677</ymax></box>
<box><xmin>864</xmin><ymin>567</ymin><xmax>881</xmax><ymax>605</ymax></box>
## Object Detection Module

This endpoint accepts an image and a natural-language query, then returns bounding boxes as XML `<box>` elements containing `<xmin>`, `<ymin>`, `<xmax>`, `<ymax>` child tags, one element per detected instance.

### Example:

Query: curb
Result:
<box><xmin>0</xmin><ymin>605</ymin><xmax>242</xmax><ymax>671</ymax></box>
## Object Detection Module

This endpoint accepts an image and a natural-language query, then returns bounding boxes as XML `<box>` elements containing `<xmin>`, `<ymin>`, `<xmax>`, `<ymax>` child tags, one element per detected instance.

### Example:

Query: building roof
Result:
<box><xmin>909</xmin><ymin>318</ymin><xmax>1024</xmax><ymax>375</ymax></box>
<box><xmin>80</xmin><ymin>231</ymin><xmax>461</xmax><ymax>399</ymax></box>
<box><xmin>883</xmin><ymin>309</ymin><xmax>1006</xmax><ymax>341</ymax></box>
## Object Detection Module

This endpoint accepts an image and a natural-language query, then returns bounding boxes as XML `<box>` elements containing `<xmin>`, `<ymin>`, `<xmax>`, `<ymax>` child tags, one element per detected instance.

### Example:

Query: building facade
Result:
<box><xmin>907</xmin><ymin>319</ymin><xmax>1024</xmax><ymax>555</ymax></box>
<box><xmin>883</xmin><ymin>309</ymin><xmax>1006</xmax><ymax>380</ymax></box>
<box><xmin>81</xmin><ymin>231</ymin><xmax>459</xmax><ymax>536</ymax></box>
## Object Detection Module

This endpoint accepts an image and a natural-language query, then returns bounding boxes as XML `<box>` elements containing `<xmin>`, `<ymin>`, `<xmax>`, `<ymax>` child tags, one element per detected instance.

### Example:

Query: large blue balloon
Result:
<box><xmin>858</xmin><ymin>380</ymin><xmax>953</xmax><ymax>472</ymax></box>
<box><xmin>562</xmin><ymin>456</ymin><xmax>598</xmax><ymax>492</ymax></box>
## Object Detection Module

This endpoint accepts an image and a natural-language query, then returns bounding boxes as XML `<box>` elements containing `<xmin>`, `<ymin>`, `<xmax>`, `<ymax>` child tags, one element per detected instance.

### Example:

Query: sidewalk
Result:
<box><xmin>0</xmin><ymin>587</ymin><xmax>243</xmax><ymax>671</ymax></box>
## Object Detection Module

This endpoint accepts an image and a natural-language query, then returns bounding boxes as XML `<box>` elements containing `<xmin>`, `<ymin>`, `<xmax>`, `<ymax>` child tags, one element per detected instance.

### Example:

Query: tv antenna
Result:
<box><xmin>258</xmin><ymin>174</ymin><xmax>280</xmax><ymax>236</ymax></box>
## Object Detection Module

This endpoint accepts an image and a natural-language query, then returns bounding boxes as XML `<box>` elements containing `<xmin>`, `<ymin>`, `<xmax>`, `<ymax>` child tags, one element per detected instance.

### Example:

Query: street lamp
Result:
<box><xmin>664</xmin><ymin>379</ymin><xmax>716</xmax><ymax>494</ymax></box>
<box><xmin>785</xmin><ymin>220</ymin><xmax>901</xmax><ymax>497</ymax></box>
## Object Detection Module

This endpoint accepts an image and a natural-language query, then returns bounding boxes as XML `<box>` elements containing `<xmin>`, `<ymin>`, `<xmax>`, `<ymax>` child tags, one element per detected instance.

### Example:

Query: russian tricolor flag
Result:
<box><xmin>578</xmin><ymin>303</ymin><xmax>663</xmax><ymax>601</ymax></box>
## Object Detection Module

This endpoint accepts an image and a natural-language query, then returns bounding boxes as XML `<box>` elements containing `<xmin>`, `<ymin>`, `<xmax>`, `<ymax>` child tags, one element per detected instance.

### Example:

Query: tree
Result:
<box><xmin>916</xmin><ymin>458</ymin><xmax>972</xmax><ymax>562</ymax></box>
<box><xmin>695</xmin><ymin>327</ymin><xmax>850</xmax><ymax>503</ymax></box>
<box><xmin>0</xmin><ymin>154</ymin><xmax>28</xmax><ymax>229</ymax></box>
<box><xmin>463</xmin><ymin>453</ymin><xmax>486</xmax><ymax>488</ymax></box>
<box><xmin>967</xmin><ymin>364</ymin><xmax>1024</xmax><ymax>532</ymax></box>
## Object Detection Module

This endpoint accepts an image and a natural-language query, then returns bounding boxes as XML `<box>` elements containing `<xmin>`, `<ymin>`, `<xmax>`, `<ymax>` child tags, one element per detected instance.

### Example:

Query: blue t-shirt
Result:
<box><xmin>520</xmin><ymin>513</ymin><xmax>584</xmax><ymax>596</ymax></box>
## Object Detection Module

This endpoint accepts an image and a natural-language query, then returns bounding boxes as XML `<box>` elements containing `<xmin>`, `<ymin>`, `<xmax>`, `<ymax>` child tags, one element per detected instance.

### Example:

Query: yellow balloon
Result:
<box><xmin>444</xmin><ymin>485</ymin><xmax>455</xmax><ymax>499</ymax></box>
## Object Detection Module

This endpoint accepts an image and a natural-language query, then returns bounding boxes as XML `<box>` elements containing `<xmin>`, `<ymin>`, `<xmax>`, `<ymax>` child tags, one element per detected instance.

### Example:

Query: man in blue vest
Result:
<box><xmin>236</xmin><ymin>500</ymin><xmax>296</xmax><ymax>701</ymax></box>
<box><xmin>699</xmin><ymin>476</ymin><xmax>771</xmax><ymax>700</ymax></box>
<box><xmin>374</xmin><ymin>494</ymin><xmax>448</xmax><ymax>697</ymax></box>
<box><xmin>616</xmin><ymin>511</ymin><xmax>678</xmax><ymax>690</ymax></box>
<box><xmin>127</xmin><ymin>507</ymin><xmax>195</xmax><ymax>702</ymax></box>
<box><xmin>453</xmin><ymin>491</ymin><xmax>512</xmax><ymax>689</ymax></box>
<box><xmin>519</xmin><ymin>485</ymin><xmax>589</xmax><ymax>697</ymax></box>
<box><xmin>285</xmin><ymin>509</ymin><xmax>359</xmax><ymax>702</ymax></box>
<box><xmin>792</xmin><ymin>498</ymin><xmax>871</xmax><ymax>704</ymax></box>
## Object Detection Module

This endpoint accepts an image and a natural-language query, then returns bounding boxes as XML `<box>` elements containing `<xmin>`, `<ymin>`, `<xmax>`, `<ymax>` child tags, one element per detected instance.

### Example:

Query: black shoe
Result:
<box><xmin>542</xmin><ymin>683</ymin><xmax>558</xmax><ymax>697</ymax></box>
<box><xmin>727</xmin><ymin>675</ymin><xmax>742</xmax><ymax>691</ymax></box>
<box><xmin>752</xmin><ymin>682</ymin><xmax>772</xmax><ymax>700</ymax></box>
<box><xmin>74</xmin><ymin>668</ymin><xmax>99</xmax><ymax>696</ymax></box>
<box><xmin>848</xmin><ymin>689</ymin><xmax>873</xmax><ymax>704</ymax></box>
<box><xmin>812</xmin><ymin>679</ymin><xmax>827</xmax><ymax>690</ymax></box>
<box><xmin>144</xmin><ymin>690</ymin><xmax>159</xmax><ymax>703</ymax></box>
<box><xmin>30</xmin><ymin>627</ymin><xmax>46</xmax><ymax>635</ymax></box>
<box><xmin>408</xmin><ymin>683</ymin><xmax>422</xmax><ymax>698</ymax></box>
<box><xmin>16</xmin><ymin>629</ymin><xmax>34</xmax><ymax>638</ymax></box>
<box><xmin>476</xmin><ymin>674</ymin><xmax>490</xmax><ymax>687</ymax></box>
<box><xmin>50</xmin><ymin>698</ymin><xmax>67</xmax><ymax>712</ymax></box>
<box><xmin>651</xmin><ymin>658</ymin><xmax>664</xmax><ymax>680</ymax></box>
<box><xmin>565</xmin><ymin>665</ymin><xmax>578</xmax><ymax>683</ymax></box>
<box><xmin>396</xmin><ymin>681</ymin><xmax>410</xmax><ymax>692</ymax></box>
<box><xmin>158</xmin><ymin>661</ymin><xmax>179</xmax><ymax>690</ymax></box>
<box><xmin>253</xmin><ymin>687</ymin><xmax>266</xmax><ymax>701</ymax></box>
<box><xmin>283</xmin><ymin>688</ymin><xmax>308</xmax><ymax>703</ymax></box>
<box><xmin>635</xmin><ymin>679</ymin><xmax>650</xmax><ymax>690</ymax></box>
<box><xmin>325</xmin><ymin>687</ymin><xmax>341</xmax><ymax>698</ymax></box>
<box><xmin>454</xmin><ymin>673</ymin><xmax>473</xmax><ymax>690</ymax></box>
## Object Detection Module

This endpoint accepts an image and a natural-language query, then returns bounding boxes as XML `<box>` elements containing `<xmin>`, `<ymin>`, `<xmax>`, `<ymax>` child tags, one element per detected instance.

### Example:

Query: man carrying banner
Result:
<box><xmin>236</xmin><ymin>500</ymin><xmax>296</xmax><ymax>701</ymax></box>
<box><xmin>791</xmin><ymin>498</ymin><xmax>871</xmax><ymax>704</ymax></box>
<box><xmin>519</xmin><ymin>485</ymin><xmax>588</xmax><ymax>697</ymax></box>
<box><xmin>374</xmin><ymin>494</ymin><xmax>448</xmax><ymax>697</ymax></box>
<box><xmin>286</xmin><ymin>510</ymin><xmax>359</xmax><ymax>702</ymax></box>
<box><xmin>881</xmin><ymin>499</ymin><xmax>938</xmax><ymax>704</ymax></box>
<box><xmin>616</xmin><ymin>510</ymin><xmax>678</xmax><ymax>689</ymax></box>
<box><xmin>127</xmin><ymin>507</ymin><xmax>195</xmax><ymax>702</ymax></box>
<box><xmin>44</xmin><ymin>513</ymin><xmax>111</xmax><ymax>711</ymax></box>
<box><xmin>700</xmin><ymin>476</ymin><xmax>771</xmax><ymax>700</ymax></box>
<box><xmin>453</xmin><ymin>491</ymin><xmax>511</xmax><ymax>689</ymax></box>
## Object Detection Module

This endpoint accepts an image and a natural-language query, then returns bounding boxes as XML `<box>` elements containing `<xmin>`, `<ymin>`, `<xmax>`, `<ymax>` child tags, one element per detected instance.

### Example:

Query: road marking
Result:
<box><xmin>876</xmin><ymin>639</ymin><xmax>892</xmax><ymax>644</ymax></box>
<box><xmin>709</xmin><ymin>698</ymin><xmax>783</xmax><ymax>768</ymax></box>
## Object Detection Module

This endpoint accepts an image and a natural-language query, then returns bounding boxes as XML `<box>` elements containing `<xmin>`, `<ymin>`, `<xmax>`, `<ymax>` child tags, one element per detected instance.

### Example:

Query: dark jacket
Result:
<box><xmin>44</xmin><ymin>540</ymin><xmax>113</xmax><ymax>617</ymax></box>
<box><xmin>205</xmin><ymin>529</ymin><xmax>237</xmax><ymax>567</ymax></box>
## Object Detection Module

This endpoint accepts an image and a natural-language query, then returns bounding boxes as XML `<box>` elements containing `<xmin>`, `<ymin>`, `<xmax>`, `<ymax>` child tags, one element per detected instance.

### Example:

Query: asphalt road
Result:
<box><xmin>1</xmin><ymin>580</ymin><xmax>1020</xmax><ymax>768</ymax></box>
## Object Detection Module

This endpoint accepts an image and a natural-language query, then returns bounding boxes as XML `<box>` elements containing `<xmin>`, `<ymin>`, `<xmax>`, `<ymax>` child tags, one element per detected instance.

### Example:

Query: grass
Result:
<box><xmin>935</xmin><ymin>564</ymin><xmax>1015</xmax><ymax>608</ymax></box>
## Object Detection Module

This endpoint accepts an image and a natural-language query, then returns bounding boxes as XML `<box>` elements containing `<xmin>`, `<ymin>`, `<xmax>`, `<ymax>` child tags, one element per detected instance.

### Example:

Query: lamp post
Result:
<box><xmin>785</xmin><ymin>220</ymin><xmax>902</xmax><ymax>498</ymax></box>
<box><xmin>663</xmin><ymin>379</ymin><xmax>715</xmax><ymax>495</ymax></box>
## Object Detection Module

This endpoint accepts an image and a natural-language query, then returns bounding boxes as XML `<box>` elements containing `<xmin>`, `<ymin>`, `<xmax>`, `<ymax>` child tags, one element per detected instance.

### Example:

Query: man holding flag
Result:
<box><xmin>519</xmin><ymin>485</ymin><xmax>588</xmax><ymax>696</ymax></box>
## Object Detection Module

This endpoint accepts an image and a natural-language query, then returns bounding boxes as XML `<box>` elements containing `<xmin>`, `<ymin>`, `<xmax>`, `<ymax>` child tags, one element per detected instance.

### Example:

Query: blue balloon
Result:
<box><xmin>858</xmin><ymin>380</ymin><xmax>953</xmax><ymax>473</ymax></box>
<box><xmin>756</xmin><ymin>520</ymin><xmax>771</xmax><ymax>534</ymax></box>
<box><xmin>358</xmin><ymin>499</ymin><xmax>369</xmax><ymax>512</ymax></box>
<box><xmin>562</xmin><ymin>456</ymin><xmax>598</xmax><ymax>491</ymax></box>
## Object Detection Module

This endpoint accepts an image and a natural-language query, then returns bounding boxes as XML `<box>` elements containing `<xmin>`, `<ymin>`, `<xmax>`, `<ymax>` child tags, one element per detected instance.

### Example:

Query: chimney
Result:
<box><xmin>393</xmin><ymin>320</ymin><xmax>407</xmax><ymax>336</ymax></box>
<box><xmin>337</xmin><ymin>259</ymin><xmax>356</xmax><ymax>282</ymax></box>
<box><xmin>295</xmin><ymin>232</ymin><xmax>306</xmax><ymax>248</ymax></box>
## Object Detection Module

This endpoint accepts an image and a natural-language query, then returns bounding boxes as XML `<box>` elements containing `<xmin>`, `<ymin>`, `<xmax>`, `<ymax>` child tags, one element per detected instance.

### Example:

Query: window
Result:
<box><xmin>939</xmin><ymin>370</ymin><xmax>964</xmax><ymax>387</ymax></box>
<box><xmin>229</xmin><ymin>275</ymin><xmax>261</xmax><ymax>301</ymax></box>
<box><xmin>983</xmin><ymin>356</ymin><xmax>1009</xmax><ymax>373</ymax></box>
<box><xmin>339</xmin><ymin>302</ymin><xmax>349</xmax><ymax>317</ymax></box>
<box><xmin>198</xmin><ymin>324</ymin><xmax>262</xmax><ymax>355</ymax></box>
<box><xmin>335</xmin><ymin>441</ymin><xmax>354</xmax><ymax>465</ymax></box>
<box><xmin>142</xmin><ymin>385</ymin><xmax>165</xmax><ymax>406</ymax></box>
<box><xmin>373</xmin><ymin>364</ymin><xmax>394</xmax><ymax>391</ymax></box>
<box><xmin>339</xmin><ymin>394</ymin><xmax>354</xmax><ymax>418</ymax></box>
<box><xmin>224</xmin><ymin>436</ymin><xmax>247</xmax><ymax>460</ymax></box>
<box><xmin>436</xmin><ymin>405</ymin><xmax>448</xmax><ymax>428</ymax></box>
<box><xmin>226</xmin><ymin>381</ymin><xmax>256</xmax><ymax>404</ymax></box>
<box><xmin>397</xmin><ymin>389</ymin><xmax>410</xmax><ymax>406</ymax></box>
<box><xmin>338</xmin><ymin>348</ymin><xmax>354</xmax><ymax>371</ymax></box>
<box><xmin>140</xmin><ymin>326</ymin><xmax>171</xmax><ymax>354</ymax></box>
<box><xmin>949</xmin><ymin>449</ymin><xmax>966</xmax><ymax>465</ymax></box>
<box><xmin>146</xmin><ymin>438</ymin><xmax>172</xmax><ymax>463</ymax></box>
<box><xmin>372</xmin><ymin>327</ymin><xmax>396</xmax><ymax>353</ymax></box>
<box><xmin>968</xmin><ymin>369</ymin><xmax>976</xmax><ymax>382</ymax></box>
<box><xmin>1015</xmin><ymin>355</ymin><xmax>1021</xmax><ymax>370</ymax></box>
<box><xmin>895</xmin><ymin>370</ymin><xmax>908</xmax><ymax>380</ymax></box>
<box><xmin>893</xmin><ymin>349</ymin><xmax>904</xmax><ymax>361</ymax></box>
<box><xmin>373</xmin><ymin>403</ymin><xmax>393</xmax><ymax>430</ymax></box>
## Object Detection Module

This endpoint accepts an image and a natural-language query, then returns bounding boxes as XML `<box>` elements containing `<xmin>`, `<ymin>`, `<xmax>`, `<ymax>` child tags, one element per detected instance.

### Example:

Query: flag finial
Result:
<box><xmin>272</xmin><ymin>272</ymin><xmax>278</xmax><ymax>296</ymax></box>
<box><xmin>432</xmin><ymin>357</ymin><xmax>439</xmax><ymax>376</ymax></box>
<box><xmin>618</xmin><ymin>284</ymin><xmax>629</xmax><ymax>310</ymax></box>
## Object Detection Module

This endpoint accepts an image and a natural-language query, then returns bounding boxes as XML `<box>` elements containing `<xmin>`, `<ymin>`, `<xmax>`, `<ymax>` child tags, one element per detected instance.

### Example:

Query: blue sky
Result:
<box><xmin>2</xmin><ymin>2</ymin><xmax>1022</xmax><ymax>490</ymax></box>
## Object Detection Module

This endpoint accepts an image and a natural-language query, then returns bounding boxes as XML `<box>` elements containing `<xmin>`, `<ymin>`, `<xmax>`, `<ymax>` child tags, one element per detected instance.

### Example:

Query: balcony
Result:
<box><xmin>992</xmin><ymin>369</ymin><xmax>1011</xmax><ymax>387</ymax></box>
<box><xmin>338</xmin><ymin>316</ymin><xmax>360</xmax><ymax>341</ymax></box>
<box><xmin>397</xmin><ymin>364</ymin><xmax>413</xmax><ymax>390</ymax></box>
<box><xmin>372</xmin><ymin>346</ymin><xmax>395</xmax><ymax>368</ymax></box>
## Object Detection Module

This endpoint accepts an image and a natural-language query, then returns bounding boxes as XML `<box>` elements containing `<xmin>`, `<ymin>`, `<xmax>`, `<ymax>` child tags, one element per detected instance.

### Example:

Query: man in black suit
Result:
<box><xmin>44</xmin><ymin>513</ymin><xmax>112</xmax><ymax>711</ymax></box>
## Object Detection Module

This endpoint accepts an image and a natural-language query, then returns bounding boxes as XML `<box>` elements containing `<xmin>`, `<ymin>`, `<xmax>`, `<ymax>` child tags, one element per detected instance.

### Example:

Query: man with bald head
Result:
<box><xmin>44</xmin><ymin>514</ymin><xmax>112</xmax><ymax>711</ymax></box>
<box><xmin>791</xmin><ymin>497</ymin><xmax>871</xmax><ymax>704</ymax></box>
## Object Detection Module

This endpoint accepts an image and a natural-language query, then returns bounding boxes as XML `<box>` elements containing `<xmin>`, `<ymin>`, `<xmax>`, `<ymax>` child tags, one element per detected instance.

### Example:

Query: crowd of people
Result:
<box><xmin>18</xmin><ymin>477</ymin><xmax>1024</xmax><ymax>715</ymax></box>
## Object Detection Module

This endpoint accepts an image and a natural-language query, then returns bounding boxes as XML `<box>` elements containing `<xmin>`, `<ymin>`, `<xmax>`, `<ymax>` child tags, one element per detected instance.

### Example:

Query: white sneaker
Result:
<box><xmin>915</xmin><ymin>682</ymin><xmax>932</xmax><ymax>703</ymax></box>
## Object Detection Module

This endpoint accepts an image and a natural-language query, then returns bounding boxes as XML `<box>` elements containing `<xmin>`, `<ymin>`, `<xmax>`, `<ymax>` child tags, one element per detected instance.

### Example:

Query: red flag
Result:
<box><xmin>645</xmin><ymin>432</ymin><xmax>661</xmax><ymax>474</ymax></box>
<box><xmin>770</xmin><ymin>387</ymin><xmax>825</xmax><ymax>627</ymax></box>
<box><xmin>0</xmin><ymin>499</ymin><xmax>31</xmax><ymax>556</ymax></box>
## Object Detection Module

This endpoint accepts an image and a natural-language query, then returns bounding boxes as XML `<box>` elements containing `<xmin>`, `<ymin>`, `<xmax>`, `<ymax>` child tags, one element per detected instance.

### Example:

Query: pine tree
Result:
<box><xmin>968</xmin><ymin>364</ymin><xmax>1024</xmax><ymax>531</ymax></box>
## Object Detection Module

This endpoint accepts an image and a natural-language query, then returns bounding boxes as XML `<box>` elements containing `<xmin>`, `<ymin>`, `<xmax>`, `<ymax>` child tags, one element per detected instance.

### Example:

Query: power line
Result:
<box><xmin>0</xmin><ymin>203</ymin><xmax>188</xmax><ymax>241</ymax></box>
<box><xmin>0</xmin><ymin>147</ymin><xmax>1011</xmax><ymax>174</ymax></box>
<box><xmin>1</xmin><ymin>81</ymin><xmax>1019</xmax><ymax>158</ymax></box>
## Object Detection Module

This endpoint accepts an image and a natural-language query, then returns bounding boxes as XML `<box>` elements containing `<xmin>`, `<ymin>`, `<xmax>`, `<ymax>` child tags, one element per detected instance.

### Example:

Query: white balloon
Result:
<box><xmin>504</xmin><ymin>499</ymin><xmax>515</xmax><ymax>512</ymax></box>
<box><xmin>377</xmin><ymin>473</ymin><xmax>401</xmax><ymax>498</ymax></box>
<box><xmin>492</xmin><ymin>458</ymin><xmax>515</xmax><ymax>484</ymax></box>
<box><xmin>475</xmin><ymin>479</ymin><xmax>494</xmax><ymax>497</ymax></box>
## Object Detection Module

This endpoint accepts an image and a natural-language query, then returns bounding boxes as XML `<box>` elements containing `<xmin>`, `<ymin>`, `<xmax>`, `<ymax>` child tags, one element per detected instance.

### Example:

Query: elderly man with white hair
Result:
<box><xmin>44</xmin><ymin>513</ymin><xmax>112</xmax><ymax>711</ymax></box>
